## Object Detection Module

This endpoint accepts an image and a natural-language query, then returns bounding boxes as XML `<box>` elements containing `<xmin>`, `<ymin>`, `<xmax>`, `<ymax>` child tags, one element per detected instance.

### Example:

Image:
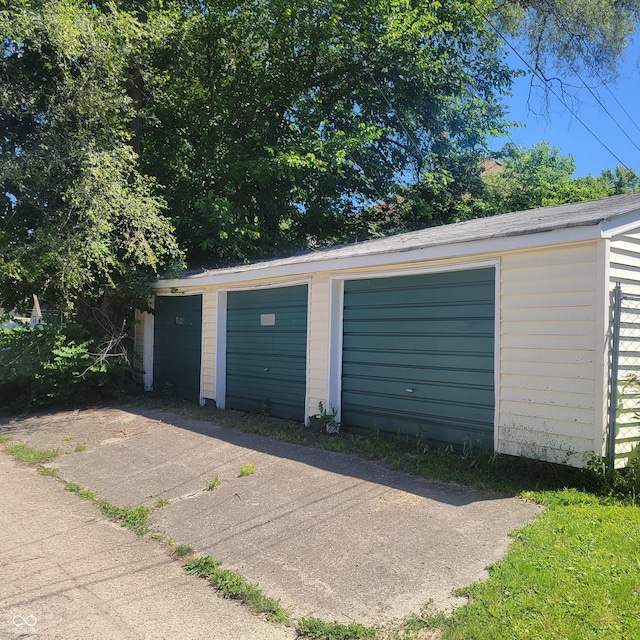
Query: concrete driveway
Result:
<box><xmin>0</xmin><ymin>406</ymin><xmax>541</xmax><ymax>635</ymax></box>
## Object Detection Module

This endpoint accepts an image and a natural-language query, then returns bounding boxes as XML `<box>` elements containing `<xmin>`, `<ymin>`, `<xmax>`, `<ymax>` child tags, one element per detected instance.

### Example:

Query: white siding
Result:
<box><xmin>498</xmin><ymin>242</ymin><xmax>601</xmax><ymax>466</ymax></box>
<box><xmin>611</xmin><ymin>231</ymin><xmax>640</xmax><ymax>294</ymax></box>
<box><xmin>610</xmin><ymin>232</ymin><xmax>640</xmax><ymax>465</ymax></box>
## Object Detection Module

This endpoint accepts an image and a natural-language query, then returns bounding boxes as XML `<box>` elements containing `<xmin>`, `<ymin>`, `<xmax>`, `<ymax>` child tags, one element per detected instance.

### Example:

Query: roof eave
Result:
<box><xmin>152</xmin><ymin>222</ymin><xmax>608</xmax><ymax>290</ymax></box>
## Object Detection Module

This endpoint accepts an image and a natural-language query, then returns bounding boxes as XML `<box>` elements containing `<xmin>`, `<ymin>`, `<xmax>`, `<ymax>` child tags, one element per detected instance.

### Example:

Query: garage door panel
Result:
<box><xmin>153</xmin><ymin>295</ymin><xmax>202</xmax><ymax>402</ymax></box>
<box><xmin>342</xmin><ymin>407</ymin><xmax>491</xmax><ymax>444</ymax></box>
<box><xmin>342</xmin><ymin>268</ymin><xmax>495</xmax><ymax>449</ymax></box>
<box><xmin>343</xmin><ymin>300</ymin><xmax>495</xmax><ymax>321</ymax></box>
<box><xmin>342</xmin><ymin>362</ymin><xmax>494</xmax><ymax>387</ymax></box>
<box><xmin>226</xmin><ymin>356</ymin><xmax>306</xmax><ymax>379</ymax></box>
<box><xmin>342</xmin><ymin>375</ymin><xmax>493</xmax><ymax>404</ymax></box>
<box><xmin>343</xmin><ymin>318</ymin><xmax>493</xmax><ymax>335</ymax></box>
<box><xmin>226</xmin><ymin>285</ymin><xmax>307</xmax><ymax>421</ymax></box>
<box><xmin>343</xmin><ymin>348</ymin><xmax>494</xmax><ymax>371</ymax></box>
<box><xmin>227</xmin><ymin>334</ymin><xmax>307</xmax><ymax>353</ymax></box>
<box><xmin>346</xmin><ymin>280</ymin><xmax>493</xmax><ymax>300</ymax></box>
<box><xmin>344</xmin><ymin>395</ymin><xmax>494</xmax><ymax>425</ymax></box>
<box><xmin>343</xmin><ymin>333</ymin><xmax>494</xmax><ymax>362</ymax></box>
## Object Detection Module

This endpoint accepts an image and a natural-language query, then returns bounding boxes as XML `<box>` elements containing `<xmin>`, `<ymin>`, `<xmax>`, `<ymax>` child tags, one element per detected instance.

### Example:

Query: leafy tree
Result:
<box><xmin>0</xmin><ymin>0</ymin><xmax>182</xmax><ymax>316</ymax></box>
<box><xmin>495</xmin><ymin>0</ymin><xmax>640</xmax><ymax>85</ymax></box>
<box><xmin>135</xmin><ymin>0</ymin><xmax>514</xmax><ymax>265</ymax></box>
<box><xmin>482</xmin><ymin>143</ymin><xmax>640</xmax><ymax>214</ymax></box>
<box><xmin>355</xmin><ymin>142</ymin><xmax>640</xmax><ymax>235</ymax></box>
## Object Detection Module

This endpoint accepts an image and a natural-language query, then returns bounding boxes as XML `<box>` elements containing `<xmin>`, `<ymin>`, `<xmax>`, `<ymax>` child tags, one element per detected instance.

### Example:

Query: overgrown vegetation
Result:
<box><xmin>183</xmin><ymin>556</ymin><xmax>290</xmax><ymax>625</ymax></box>
<box><xmin>0</xmin><ymin>323</ymin><xmax>138</xmax><ymax>413</ymax></box>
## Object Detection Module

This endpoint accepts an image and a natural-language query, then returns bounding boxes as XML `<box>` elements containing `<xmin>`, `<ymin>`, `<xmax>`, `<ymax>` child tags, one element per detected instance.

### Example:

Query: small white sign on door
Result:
<box><xmin>260</xmin><ymin>313</ymin><xmax>276</xmax><ymax>326</ymax></box>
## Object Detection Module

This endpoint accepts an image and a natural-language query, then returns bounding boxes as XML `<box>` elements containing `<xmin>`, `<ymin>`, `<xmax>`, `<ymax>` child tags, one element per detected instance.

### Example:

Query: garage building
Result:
<box><xmin>136</xmin><ymin>193</ymin><xmax>640</xmax><ymax>467</ymax></box>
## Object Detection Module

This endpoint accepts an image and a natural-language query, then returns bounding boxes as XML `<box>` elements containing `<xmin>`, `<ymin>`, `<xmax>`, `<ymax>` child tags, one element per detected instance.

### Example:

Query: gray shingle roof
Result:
<box><xmin>175</xmin><ymin>192</ymin><xmax>640</xmax><ymax>280</ymax></box>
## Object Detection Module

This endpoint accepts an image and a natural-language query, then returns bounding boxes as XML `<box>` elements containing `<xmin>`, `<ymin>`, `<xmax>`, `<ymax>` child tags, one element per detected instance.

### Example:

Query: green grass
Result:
<box><xmin>183</xmin><ymin>555</ymin><xmax>290</xmax><ymax>624</ymax></box>
<box><xmin>205</xmin><ymin>475</ymin><xmax>221</xmax><ymax>490</ymax></box>
<box><xmin>97</xmin><ymin>501</ymin><xmax>150</xmax><ymax>536</ymax></box>
<box><xmin>0</xmin><ymin>435</ymin><xmax>12</xmax><ymax>443</ymax></box>
<box><xmin>173</xmin><ymin>543</ymin><xmax>193</xmax><ymax>558</ymax></box>
<box><xmin>238</xmin><ymin>463</ymin><xmax>256</xmax><ymax>477</ymax></box>
<box><xmin>37</xmin><ymin>466</ymin><xmax>58</xmax><ymax>477</ymax></box>
<box><xmin>61</xmin><ymin>477</ymin><xmax>150</xmax><ymax>537</ymax></box>
<box><xmin>74</xmin><ymin>443</ymin><xmax>86</xmax><ymax>452</ymax></box>
<box><xmin>439</xmin><ymin>491</ymin><xmax>640</xmax><ymax>639</ymax></box>
<box><xmin>297</xmin><ymin>617</ymin><xmax>376</xmax><ymax>639</ymax></box>
<box><xmin>3</xmin><ymin>442</ymin><xmax>63</xmax><ymax>465</ymax></box>
<box><xmin>64</xmin><ymin>482</ymin><xmax>97</xmax><ymax>500</ymax></box>
<box><xmin>155</xmin><ymin>496</ymin><xmax>171</xmax><ymax>508</ymax></box>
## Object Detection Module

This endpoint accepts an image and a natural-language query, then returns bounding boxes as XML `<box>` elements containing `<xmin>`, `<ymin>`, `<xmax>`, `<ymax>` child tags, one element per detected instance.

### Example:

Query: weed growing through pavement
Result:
<box><xmin>239</xmin><ymin>463</ymin><xmax>256</xmax><ymax>477</ymax></box>
<box><xmin>173</xmin><ymin>543</ymin><xmax>193</xmax><ymax>558</ymax></box>
<box><xmin>97</xmin><ymin>501</ymin><xmax>150</xmax><ymax>536</ymax></box>
<box><xmin>155</xmin><ymin>496</ymin><xmax>170</xmax><ymax>508</ymax></box>
<box><xmin>64</xmin><ymin>482</ymin><xmax>97</xmax><ymax>500</ymax></box>
<box><xmin>62</xmin><ymin>479</ymin><xmax>150</xmax><ymax>536</ymax></box>
<box><xmin>205</xmin><ymin>475</ymin><xmax>221</xmax><ymax>490</ymax></box>
<box><xmin>64</xmin><ymin>435</ymin><xmax>74</xmax><ymax>442</ymax></box>
<box><xmin>3</xmin><ymin>442</ymin><xmax>63</xmax><ymax>465</ymax></box>
<box><xmin>74</xmin><ymin>443</ymin><xmax>86</xmax><ymax>452</ymax></box>
<box><xmin>37</xmin><ymin>466</ymin><xmax>58</xmax><ymax>477</ymax></box>
<box><xmin>297</xmin><ymin>617</ymin><xmax>376</xmax><ymax>639</ymax></box>
<box><xmin>183</xmin><ymin>556</ymin><xmax>290</xmax><ymax>625</ymax></box>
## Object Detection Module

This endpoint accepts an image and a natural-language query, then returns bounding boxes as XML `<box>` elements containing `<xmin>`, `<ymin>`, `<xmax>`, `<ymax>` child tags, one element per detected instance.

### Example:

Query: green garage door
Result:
<box><xmin>342</xmin><ymin>269</ymin><xmax>495</xmax><ymax>449</ymax></box>
<box><xmin>153</xmin><ymin>295</ymin><xmax>202</xmax><ymax>402</ymax></box>
<box><xmin>226</xmin><ymin>285</ymin><xmax>308</xmax><ymax>421</ymax></box>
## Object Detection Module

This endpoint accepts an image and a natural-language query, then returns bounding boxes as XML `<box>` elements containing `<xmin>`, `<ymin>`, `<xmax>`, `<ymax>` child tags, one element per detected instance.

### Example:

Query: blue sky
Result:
<box><xmin>493</xmin><ymin>38</ymin><xmax>640</xmax><ymax>177</ymax></box>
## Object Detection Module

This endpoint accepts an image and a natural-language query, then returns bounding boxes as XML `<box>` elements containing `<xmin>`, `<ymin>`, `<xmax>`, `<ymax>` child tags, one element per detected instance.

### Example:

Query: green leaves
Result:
<box><xmin>0</xmin><ymin>0</ymin><xmax>182</xmax><ymax>312</ymax></box>
<box><xmin>138</xmin><ymin>0</ymin><xmax>514</xmax><ymax>264</ymax></box>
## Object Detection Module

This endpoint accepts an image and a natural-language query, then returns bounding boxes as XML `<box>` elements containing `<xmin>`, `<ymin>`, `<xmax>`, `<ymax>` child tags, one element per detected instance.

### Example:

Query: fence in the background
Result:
<box><xmin>608</xmin><ymin>283</ymin><xmax>640</xmax><ymax>467</ymax></box>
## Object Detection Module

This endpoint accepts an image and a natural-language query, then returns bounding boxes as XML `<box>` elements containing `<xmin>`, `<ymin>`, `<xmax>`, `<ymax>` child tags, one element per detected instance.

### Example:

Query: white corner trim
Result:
<box><xmin>599</xmin><ymin>210</ymin><xmax>640</xmax><ymax>238</ymax></box>
<box><xmin>327</xmin><ymin>278</ymin><xmax>345</xmax><ymax>421</ymax></box>
<box><xmin>142</xmin><ymin>299</ymin><xmax>155</xmax><ymax>392</ymax></box>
